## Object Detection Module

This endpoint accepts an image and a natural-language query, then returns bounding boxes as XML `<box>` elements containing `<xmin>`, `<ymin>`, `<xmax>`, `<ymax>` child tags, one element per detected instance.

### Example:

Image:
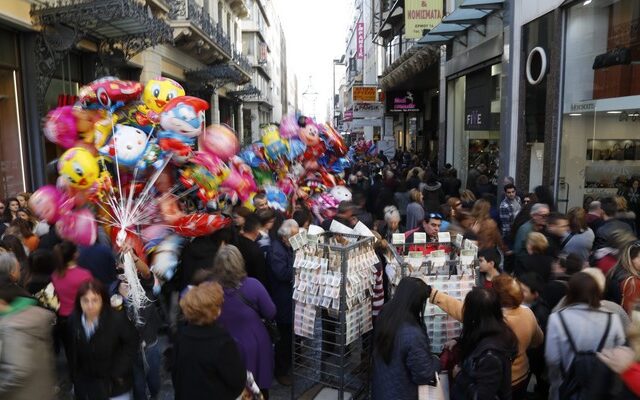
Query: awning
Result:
<box><xmin>418</xmin><ymin>34</ymin><xmax>452</xmax><ymax>45</ymax></box>
<box><xmin>228</xmin><ymin>84</ymin><xmax>261</xmax><ymax>99</ymax></box>
<box><xmin>442</xmin><ymin>8</ymin><xmax>490</xmax><ymax>24</ymax></box>
<box><xmin>429</xmin><ymin>23</ymin><xmax>470</xmax><ymax>36</ymax></box>
<box><xmin>459</xmin><ymin>0</ymin><xmax>505</xmax><ymax>10</ymax></box>
<box><xmin>186</xmin><ymin>63</ymin><xmax>247</xmax><ymax>90</ymax></box>
<box><xmin>31</xmin><ymin>0</ymin><xmax>172</xmax><ymax>43</ymax></box>
<box><xmin>379</xmin><ymin>45</ymin><xmax>440</xmax><ymax>90</ymax></box>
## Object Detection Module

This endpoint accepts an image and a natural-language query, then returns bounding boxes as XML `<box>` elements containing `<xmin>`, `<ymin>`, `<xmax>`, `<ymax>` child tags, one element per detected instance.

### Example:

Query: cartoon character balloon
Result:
<box><xmin>261</xmin><ymin>125</ymin><xmax>289</xmax><ymax>161</ymax></box>
<box><xmin>298</xmin><ymin>117</ymin><xmax>321</xmax><ymax>146</ymax></box>
<box><xmin>199</xmin><ymin>124</ymin><xmax>240</xmax><ymax>162</ymax></box>
<box><xmin>99</xmin><ymin>124</ymin><xmax>149</xmax><ymax>168</ymax></box>
<box><xmin>58</xmin><ymin>147</ymin><xmax>100</xmax><ymax>189</ymax></box>
<box><xmin>79</xmin><ymin>77</ymin><xmax>143</xmax><ymax>110</ymax></box>
<box><xmin>29</xmin><ymin>185</ymin><xmax>68</xmax><ymax>223</ymax></box>
<box><xmin>179</xmin><ymin>151</ymin><xmax>229</xmax><ymax>202</ymax></box>
<box><xmin>158</xmin><ymin>96</ymin><xmax>209</xmax><ymax>157</ymax></box>
<box><xmin>43</xmin><ymin>106</ymin><xmax>78</xmax><ymax>149</ymax></box>
<box><xmin>142</xmin><ymin>77</ymin><xmax>185</xmax><ymax>114</ymax></box>
<box><xmin>55</xmin><ymin>208</ymin><xmax>97</xmax><ymax>246</ymax></box>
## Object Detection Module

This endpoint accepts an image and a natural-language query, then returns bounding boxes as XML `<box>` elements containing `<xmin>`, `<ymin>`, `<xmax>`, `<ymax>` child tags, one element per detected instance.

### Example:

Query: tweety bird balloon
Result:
<box><xmin>143</xmin><ymin>77</ymin><xmax>185</xmax><ymax>114</ymax></box>
<box><xmin>57</xmin><ymin>147</ymin><xmax>100</xmax><ymax>189</ymax></box>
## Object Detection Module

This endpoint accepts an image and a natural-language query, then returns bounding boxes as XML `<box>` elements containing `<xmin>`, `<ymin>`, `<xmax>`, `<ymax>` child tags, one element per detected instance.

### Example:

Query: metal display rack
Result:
<box><xmin>385</xmin><ymin>237</ymin><xmax>479</xmax><ymax>353</ymax></box>
<box><xmin>291</xmin><ymin>233</ymin><xmax>376</xmax><ymax>400</ymax></box>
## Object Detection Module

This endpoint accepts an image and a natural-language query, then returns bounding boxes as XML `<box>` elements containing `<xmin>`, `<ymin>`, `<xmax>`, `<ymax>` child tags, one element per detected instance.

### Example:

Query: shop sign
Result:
<box><xmin>343</xmin><ymin>109</ymin><xmax>353</xmax><ymax>122</ymax></box>
<box><xmin>352</xmin><ymin>86</ymin><xmax>378</xmax><ymax>102</ymax></box>
<box><xmin>356</xmin><ymin>22</ymin><xmax>364</xmax><ymax>60</ymax></box>
<box><xmin>465</xmin><ymin>68</ymin><xmax>492</xmax><ymax>131</ymax></box>
<box><xmin>353</xmin><ymin>102</ymin><xmax>384</xmax><ymax>118</ymax></box>
<box><xmin>350</xmin><ymin>119</ymin><xmax>383</xmax><ymax>128</ymax></box>
<box><xmin>404</xmin><ymin>0</ymin><xmax>444</xmax><ymax>39</ymax></box>
<box><xmin>388</xmin><ymin>91</ymin><xmax>420</xmax><ymax>112</ymax></box>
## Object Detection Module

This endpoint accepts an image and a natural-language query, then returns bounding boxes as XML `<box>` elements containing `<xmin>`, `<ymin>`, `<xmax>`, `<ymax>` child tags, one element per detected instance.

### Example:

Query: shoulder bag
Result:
<box><xmin>236</xmin><ymin>291</ymin><xmax>281</xmax><ymax>344</ymax></box>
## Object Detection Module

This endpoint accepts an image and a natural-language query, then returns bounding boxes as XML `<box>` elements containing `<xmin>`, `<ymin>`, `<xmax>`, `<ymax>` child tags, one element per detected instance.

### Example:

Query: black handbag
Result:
<box><xmin>593</xmin><ymin>48</ymin><xmax>631</xmax><ymax>69</ymax></box>
<box><xmin>237</xmin><ymin>291</ymin><xmax>281</xmax><ymax>344</ymax></box>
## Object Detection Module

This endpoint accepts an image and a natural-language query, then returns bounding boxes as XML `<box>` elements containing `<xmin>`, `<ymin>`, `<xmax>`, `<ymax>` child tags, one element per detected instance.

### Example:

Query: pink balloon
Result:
<box><xmin>279</xmin><ymin>115</ymin><xmax>300</xmax><ymax>139</ymax></box>
<box><xmin>29</xmin><ymin>185</ymin><xmax>65</xmax><ymax>223</ymax></box>
<box><xmin>44</xmin><ymin>106</ymin><xmax>78</xmax><ymax>148</ymax></box>
<box><xmin>55</xmin><ymin>208</ymin><xmax>97</xmax><ymax>246</ymax></box>
<box><xmin>199</xmin><ymin>124</ymin><xmax>240</xmax><ymax>162</ymax></box>
<box><xmin>221</xmin><ymin>167</ymin><xmax>257</xmax><ymax>202</ymax></box>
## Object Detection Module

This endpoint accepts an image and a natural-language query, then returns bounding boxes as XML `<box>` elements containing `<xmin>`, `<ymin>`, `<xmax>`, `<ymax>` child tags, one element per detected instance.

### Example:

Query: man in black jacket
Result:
<box><xmin>236</xmin><ymin>214</ymin><xmax>269</xmax><ymax>288</ymax></box>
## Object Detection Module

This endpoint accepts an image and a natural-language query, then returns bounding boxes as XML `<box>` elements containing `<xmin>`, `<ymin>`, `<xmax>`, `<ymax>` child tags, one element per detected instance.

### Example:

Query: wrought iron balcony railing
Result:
<box><xmin>168</xmin><ymin>0</ymin><xmax>232</xmax><ymax>61</ymax></box>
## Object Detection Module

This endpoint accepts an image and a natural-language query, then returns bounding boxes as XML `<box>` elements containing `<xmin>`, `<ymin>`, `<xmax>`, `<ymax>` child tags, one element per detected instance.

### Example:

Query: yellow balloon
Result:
<box><xmin>58</xmin><ymin>147</ymin><xmax>100</xmax><ymax>189</ymax></box>
<box><xmin>142</xmin><ymin>77</ymin><xmax>185</xmax><ymax>113</ymax></box>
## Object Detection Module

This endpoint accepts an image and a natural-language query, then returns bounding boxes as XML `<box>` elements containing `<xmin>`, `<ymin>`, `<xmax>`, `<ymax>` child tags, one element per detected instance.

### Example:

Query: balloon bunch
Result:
<box><xmin>238</xmin><ymin>115</ymin><xmax>352</xmax><ymax>217</ymax></box>
<box><xmin>33</xmin><ymin>76</ymin><xmax>354</xmax><ymax>313</ymax></box>
<box><xmin>34</xmin><ymin>76</ymin><xmax>244</xmax><ymax>314</ymax></box>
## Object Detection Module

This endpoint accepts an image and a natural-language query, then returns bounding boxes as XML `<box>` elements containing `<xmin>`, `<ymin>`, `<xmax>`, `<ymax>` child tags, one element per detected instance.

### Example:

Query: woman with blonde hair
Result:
<box><xmin>470</xmin><ymin>199</ymin><xmax>506</xmax><ymax>252</ymax></box>
<box><xmin>563</xmin><ymin>207</ymin><xmax>595</xmax><ymax>262</ymax></box>
<box><xmin>173</xmin><ymin>281</ymin><xmax>247</xmax><ymax>400</ymax></box>
<box><xmin>606</xmin><ymin>240</ymin><xmax>640</xmax><ymax>315</ymax></box>
<box><xmin>460</xmin><ymin>189</ymin><xmax>476</xmax><ymax>209</ymax></box>
<box><xmin>514</xmin><ymin>232</ymin><xmax>554</xmax><ymax>282</ymax></box>
<box><xmin>405</xmin><ymin>189</ymin><xmax>424</xmax><ymax>230</ymax></box>
<box><xmin>210</xmin><ymin>244</ymin><xmax>276</xmax><ymax>397</ymax></box>
<box><xmin>615</xmin><ymin>195</ymin><xmax>637</xmax><ymax>235</ymax></box>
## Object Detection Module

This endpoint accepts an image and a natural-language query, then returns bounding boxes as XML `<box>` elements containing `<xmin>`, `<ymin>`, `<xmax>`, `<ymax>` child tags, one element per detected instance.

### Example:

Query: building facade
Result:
<box><xmin>241</xmin><ymin>0</ymin><xmax>290</xmax><ymax>143</ymax></box>
<box><xmin>0</xmin><ymin>0</ymin><xmax>254</xmax><ymax>196</ymax></box>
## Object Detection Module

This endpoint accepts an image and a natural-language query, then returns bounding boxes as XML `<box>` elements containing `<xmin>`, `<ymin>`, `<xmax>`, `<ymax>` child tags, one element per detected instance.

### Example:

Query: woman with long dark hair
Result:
<box><xmin>372</xmin><ymin>277</ymin><xmax>440</xmax><ymax>400</ymax></box>
<box><xmin>50</xmin><ymin>241</ymin><xmax>93</xmax><ymax>368</ymax></box>
<box><xmin>450</xmin><ymin>288</ymin><xmax>518</xmax><ymax>399</ymax></box>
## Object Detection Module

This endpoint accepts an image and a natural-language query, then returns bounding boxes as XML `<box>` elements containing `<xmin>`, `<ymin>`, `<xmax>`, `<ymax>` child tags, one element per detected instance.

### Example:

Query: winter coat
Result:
<box><xmin>372</xmin><ymin>323</ymin><xmax>440</xmax><ymax>400</ymax></box>
<box><xmin>0</xmin><ymin>298</ymin><xmax>56</xmax><ymax>400</ymax></box>
<box><xmin>605</xmin><ymin>264</ymin><xmax>640</xmax><ymax>315</ymax></box>
<box><xmin>514</xmin><ymin>253</ymin><xmax>554</xmax><ymax>283</ymax></box>
<box><xmin>173</xmin><ymin>322</ymin><xmax>246</xmax><ymax>400</ymax></box>
<box><xmin>267</xmin><ymin>238</ymin><xmax>295</xmax><ymax>324</ymax></box>
<box><xmin>68</xmin><ymin>308</ymin><xmax>139</xmax><ymax>399</ymax></box>
<box><xmin>594</xmin><ymin>219</ymin><xmax>633</xmax><ymax>250</ymax></box>
<box><xmin>431</xmin><ymin>291</ymin><xmax>543</xmax><ymax>386</ymax></box>
<box><xmin>545</xmin><ymin>304</ymin><xmax>625</xmax><ymax>400</ymax></box>
<box><xmin>177</xmin><ymin>235</ymin><xmax>220</xmax><ymax>291</ymax></box>
<box><xmin>451</xmin><ymin>334</ymin><xmax>516</xmax><ymax>400</ymax></box>
<box><xmin>236</xmin><ymin>235</ymin><xmax>269</xmax><ymax>289</ymax></box>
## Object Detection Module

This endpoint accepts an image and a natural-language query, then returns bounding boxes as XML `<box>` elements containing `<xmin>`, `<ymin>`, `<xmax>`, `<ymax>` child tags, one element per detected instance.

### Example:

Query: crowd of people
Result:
<box><xmin>0</xmin><ymin>150</ymin><xmax>639</xmax><ymax>400</ymax></box>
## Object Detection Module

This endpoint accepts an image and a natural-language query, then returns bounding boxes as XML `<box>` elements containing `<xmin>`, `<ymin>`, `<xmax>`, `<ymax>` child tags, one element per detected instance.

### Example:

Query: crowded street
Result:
<box><xmin>1</xmin><ymin>0</ymin><xmax>640</xmax><ymax>399</ymax></box>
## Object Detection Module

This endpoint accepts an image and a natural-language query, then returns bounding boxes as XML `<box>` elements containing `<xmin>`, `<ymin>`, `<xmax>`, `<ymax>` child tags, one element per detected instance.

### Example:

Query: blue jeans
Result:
<box><xmin>132</xmin><ymin>340</ymin><xmax>161</xmax><ymax>400</ymax></box>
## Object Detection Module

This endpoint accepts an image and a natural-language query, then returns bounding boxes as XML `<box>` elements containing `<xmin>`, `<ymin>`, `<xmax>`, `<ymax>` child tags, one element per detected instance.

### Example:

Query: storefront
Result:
<box><xmin>448</xmin><ymin>63</ymin><xmax>502</xmax><ymax>189</ymax></box>
<box><xmin>0</xmin><ymin>27</ymin><xmax>28</xmax><ymax>199</ymax></box>
<box><xmin>385</xmin><ymin>90</ymin><xmax>423</xmax><ymax>153</ymax></box>
<box><xmin>557</xmin><ymin>0</ymin><xmax>640</xmax><ymax>209</ymax></box>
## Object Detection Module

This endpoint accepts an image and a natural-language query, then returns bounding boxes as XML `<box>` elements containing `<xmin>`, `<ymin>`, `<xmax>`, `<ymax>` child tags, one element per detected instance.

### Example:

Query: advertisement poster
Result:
<box><xmin>405</xmin><ymin>0</ymin><xmax>444</xmax><ymax>39</ymax></box>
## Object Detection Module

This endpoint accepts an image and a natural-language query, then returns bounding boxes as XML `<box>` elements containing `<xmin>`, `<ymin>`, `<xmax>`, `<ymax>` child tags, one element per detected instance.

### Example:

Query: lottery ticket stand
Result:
<box><xmin>290</xmin><ymin>232</ymin><xmax>378</xmax><ymax>400</ymax></box>
<box><xmin>386</xmin><ymin>234</ymin><xmax>479</xmax><ymax>353</ymax></box>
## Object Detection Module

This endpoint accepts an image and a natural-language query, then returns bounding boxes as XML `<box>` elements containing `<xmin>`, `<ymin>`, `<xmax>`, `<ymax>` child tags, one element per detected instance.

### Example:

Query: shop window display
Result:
<box><xmin>449</xmin><ymin>64</ymin><xmax>501</xmax><ymax>190</ymax></box>
<box><xmin>559</xmin><ymin>0</ymin><xmax>640</xmax><ymax>218</ymax></box>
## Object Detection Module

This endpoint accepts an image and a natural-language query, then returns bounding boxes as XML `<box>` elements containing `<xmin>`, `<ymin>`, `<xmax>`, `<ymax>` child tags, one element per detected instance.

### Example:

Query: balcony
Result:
<box><xmin>231</xmin><ymin>49</ymin><xmax>253</xmax><ymax>83</ymax></box>
<box><xmin>255</xmin><ymin>61</ymin><xmax>271</xmax><ymax>79</ymax></box>
<box><xmin>168</xmin><ymin>0</ymin><xmax>232</xmax><ymax>64</ymax></box>
<box><xmin>224</xmin><ymin>0</ymin><xmax>249</xmax><ymax>18</ymax></box>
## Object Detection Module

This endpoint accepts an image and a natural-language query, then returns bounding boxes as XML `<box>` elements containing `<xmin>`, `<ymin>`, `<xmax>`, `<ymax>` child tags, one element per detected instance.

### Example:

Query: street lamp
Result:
<box><xmin>332</xmin><ymin>55</ymin><xmax>346</xmax><ymax>125</ymax></box>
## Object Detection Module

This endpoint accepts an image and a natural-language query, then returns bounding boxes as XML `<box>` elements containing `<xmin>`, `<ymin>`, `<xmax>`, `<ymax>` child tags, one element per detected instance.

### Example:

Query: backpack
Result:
<box><xmin>557</xmin><ymin>311</ymin><xmax>613</xmax><ymax>400</ymax></box>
